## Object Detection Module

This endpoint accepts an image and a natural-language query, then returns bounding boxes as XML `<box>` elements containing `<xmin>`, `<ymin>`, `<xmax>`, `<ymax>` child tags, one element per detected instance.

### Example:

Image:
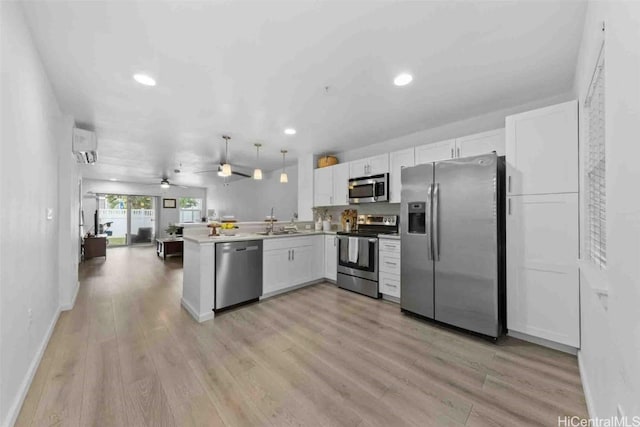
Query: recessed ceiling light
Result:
<box><xmin>394</xmin><ymin>73</ymin><xmax>413</xmax><ymax>87</ymax></box>
<box><xmin>284</xmin><ymin>128</ymin><xmax>296</xmax><ymax>135</ymax></box>
<box><xmin>109</xmin><ymin>178</ymin><xmax>117</xmax><ymax>181</ymax></box>
<box><xmin>133</xmin><ymin>73</ymin><xmax>156</xmax><ymax>86</ymax></box>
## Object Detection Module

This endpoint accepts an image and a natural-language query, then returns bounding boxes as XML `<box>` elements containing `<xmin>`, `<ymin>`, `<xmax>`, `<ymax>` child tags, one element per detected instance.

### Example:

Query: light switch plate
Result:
<box><xmin>46</xmin><ymin>208</ymin><xmax>53</xmax><ymax>220</ymax></box>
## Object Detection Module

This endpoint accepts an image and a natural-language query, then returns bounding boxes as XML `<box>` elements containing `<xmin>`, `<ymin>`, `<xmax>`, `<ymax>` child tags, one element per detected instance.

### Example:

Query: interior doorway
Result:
<box><xmin>97</xmin><ymin>194</ymin><xmax>157</xmax><ymax>246</ymax></box>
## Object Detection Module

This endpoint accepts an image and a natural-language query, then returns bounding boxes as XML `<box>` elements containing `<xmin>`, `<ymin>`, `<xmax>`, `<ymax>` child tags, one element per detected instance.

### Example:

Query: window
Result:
<box><xmin>179</xmin><ymin>198</ymin><xmax>203</xmax><ymax>223</ymax></box>
<box><xmin>584</xmin><ymin>45</ymin><xmax>606</xmax><ymax>268</ymax></box>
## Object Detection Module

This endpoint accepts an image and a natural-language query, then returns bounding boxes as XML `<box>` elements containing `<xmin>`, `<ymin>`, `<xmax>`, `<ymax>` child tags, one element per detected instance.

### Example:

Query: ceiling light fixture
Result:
<box><xmin>393</xmin><ymin>73</ymin><xmax>413</xmax><ymax>86</ymax></box>
<box><xmin>109</xmin><ymin>178</ymin><xmax>117</xmax><ymax>181</ymax></box>
<box><xmin>253</xmin><ymin>143</ymin><xmax>263</xmax><ymax>180</ymax></box>
<box><xmin>221</xmin><ymin>135</ymin><xmax>232</xmax><ymax>177</ymax></box>
<box><xmin>160</xmin><ymin>179</ymin><xmax>170</xmax><ymax>189</ymax></box>
<box><xmin>133</xmin><ymin>73</ymin><xmax>157</xmax><ymax>86</ymax></box>
<box><xmin>284</xmin><ymin>128</ymin><xmax>296</xmax><ymax>135</ymax></box>
<box><xmin>280</xmin><ymin>150</ymin><xmax>288</xmax><ymax>183</ymax></box>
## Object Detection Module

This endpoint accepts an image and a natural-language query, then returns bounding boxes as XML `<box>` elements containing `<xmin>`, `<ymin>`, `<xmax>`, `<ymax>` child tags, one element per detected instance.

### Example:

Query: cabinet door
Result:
<box><xmin>505</xmin><ymin>100</ymin><xmax>578</xmax><ymax>195</ymax></box>
<box><xmin>313</xmin><ymin>167</ymin><xmax>333</xmax><ymax>207</ymax></box>
<box><xmin>506</xmin><ymin>193</ymin><xmax>579</xmax><ymax>347</ymax></box>
<box><xmin>379</xmin><ymin>272</ymin><xmax>400</xmax><ymax>298</ymax></box>
<box><xmin>456</xmin><ymin>129</ymin><xmax>505</xmax><ymax>158</ymax></box>
<box><xmin>289</xmin><ymin>245</ymin><xmax>313</xmax><ymax>285</ymax></box>
<box><xmin>415</xmin><ymin>139</ymin><xmax>456</xmax><ymax>165</ymax></box>
<box><xmin>332</xmin><ymin>163</ymin><xmax>350</xmax><ymax>206</ymax></box>
<box><xmin>324</xmin><ymin>235</ymin><xmax>337</xmax><ymax>281</ymax></box>
<box><xmin>311</xmin><ymin>235</ymin><xmax>325</xmax><ymax>280</ymax></box>
<box><xmin>367</xmin><ymin>153</ymin><xmax>389</xmax><ymax>175</ymax></box>
<box><xmin>263</xmin><ymin>249</ymin><xmax>290</xmax><ymax>294</ymax></box>
<box><xmin>389</xmin><ymin>148</ymin><xmax>415</xmax><ymax>203</ymax></box>
<box><xmin>349</xmin><ymin>159</ymin><xmax>369</xmax><ymax>178</ymax></box>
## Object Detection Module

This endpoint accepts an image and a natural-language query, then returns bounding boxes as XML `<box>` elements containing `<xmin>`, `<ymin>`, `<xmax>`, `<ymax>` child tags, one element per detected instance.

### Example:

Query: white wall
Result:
<box><xmin>82</xmin><ymin>179</ymin><xmax>207</xmax><ymax>238</ymax></box>
<box><xmin>0</xmin><ymin>3</ymin><xmax>67</xmax><ymax>426</ymax></box>
<box><xmin>573</xmin><ymin>0</ymin><xmax>640</xmax><ymax>419</ymax></box>
<box><xmin>207</xmin><ymin>165</ymin><xmax>298</xmax><ymax>222</ymax></box>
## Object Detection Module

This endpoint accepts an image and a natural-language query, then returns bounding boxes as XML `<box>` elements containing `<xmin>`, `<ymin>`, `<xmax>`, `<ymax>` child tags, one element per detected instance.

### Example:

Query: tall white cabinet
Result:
<box><xmin>505</xmin><ymin>100</ymin><xmax>580</xmax><ymax>348</ymax></box>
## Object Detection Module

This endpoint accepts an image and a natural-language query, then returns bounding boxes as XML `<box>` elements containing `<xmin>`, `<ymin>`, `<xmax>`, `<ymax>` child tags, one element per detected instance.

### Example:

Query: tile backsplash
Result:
<box><xmin>315</xmin><ymin>203</ymin><xmax>401</xmax><ymax>231</ymax></box>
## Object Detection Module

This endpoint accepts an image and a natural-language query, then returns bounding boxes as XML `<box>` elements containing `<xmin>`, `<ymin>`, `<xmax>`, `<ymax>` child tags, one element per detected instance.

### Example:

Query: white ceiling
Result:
<box><xmin>22</xmin><ymin>0</ymin><xmax>586</xmax><ymax>186</ymax></box>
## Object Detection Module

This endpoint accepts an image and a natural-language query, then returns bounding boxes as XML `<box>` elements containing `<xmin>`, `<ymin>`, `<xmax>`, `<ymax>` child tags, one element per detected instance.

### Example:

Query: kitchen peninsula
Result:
<box><xmin>182</xmin><ymin>228</ymin><xmax>334</xmax><ymax>322</ymax></box>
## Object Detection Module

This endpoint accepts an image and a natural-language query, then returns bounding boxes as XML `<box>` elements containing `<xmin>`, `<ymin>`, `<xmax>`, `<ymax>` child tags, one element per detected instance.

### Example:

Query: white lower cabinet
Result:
<box><xmin>506</xmin><ymin>193</ymin><xmax>579</xmax><ymax>347</ymax></box>
<box><xmin>378</xmin><ymin>238</ymin><xmax>401</xmax><ymax>299</ymax></box>
<box><xmin>324</xmin><ymin>235</ymin><xmax>337</xmax><ymax>281</ymax></box>
<box><xmin>263</xmin><ymin>236</ymin><xmax>320</xmax><ymax>295</ymax></box>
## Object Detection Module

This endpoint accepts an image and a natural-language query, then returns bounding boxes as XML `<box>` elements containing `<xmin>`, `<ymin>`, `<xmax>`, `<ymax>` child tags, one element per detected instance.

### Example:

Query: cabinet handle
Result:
<box><xmin>508</xmin><ymin>199</ymin><xmax>512</xmax><ymax>215</ymax></box>
<box><xmin>384</xmin><ymin>244</ymin><xmax>396</xmax><ymax>250</ymax></box>
<box><xmin>292</xmin><ymin>249</ymin><xmax>295</xmax><ymax>260</ymax></box>
<box><xmin>508</xmin><ymin>175</ymin><xmax>512</xmax><ymax>193</ymax></box>
<box><xmin>385</xmin><ymin>261</ymin><xmax>397</xmax><ymax>266</ymax></box>
<box><xmin>334</xmin><ymin>237</ymin><xmax>337</xmax><ymax>247</ymax></box>
<box><xmin>385</xmin><ymin>282</ymin><xmax>397</xmax><ymax>288</ymax></box>
<box><xmin>457</xmin><ymin>147</ymin><xmax>460</xmax><ymax>158</ymax></box>
<box><xmin>451</xmin><ymin>148</ymin><xmax>454</xmax><ymax>158</ymax></box>
<box><xmin>288</xmin><ymin>249</ymin><xmax>291</xmax><ymax>261</ymax></box>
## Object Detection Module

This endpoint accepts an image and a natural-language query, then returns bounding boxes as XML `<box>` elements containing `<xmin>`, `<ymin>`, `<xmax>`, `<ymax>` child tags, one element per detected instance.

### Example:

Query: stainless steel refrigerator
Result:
<box><xmin>400</xmin><ymin>153</ymin><xmax>506</xmax><ymax>338</ymax></box>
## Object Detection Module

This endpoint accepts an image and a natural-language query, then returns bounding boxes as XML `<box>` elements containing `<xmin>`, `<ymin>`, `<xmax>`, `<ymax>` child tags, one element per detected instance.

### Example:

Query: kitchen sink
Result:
<box><xmin>255</xmin><ymin>230</ymin><xmax>302</xmax><ymax>236</ymax></box>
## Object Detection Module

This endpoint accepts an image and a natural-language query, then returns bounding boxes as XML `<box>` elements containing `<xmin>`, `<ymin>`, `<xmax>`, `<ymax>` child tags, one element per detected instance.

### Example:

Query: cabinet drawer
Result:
<box><xmin>379</xmin><ymin>239</ymin><xmax>400</xmax><ymax>254</ymax></box>
<box><xmin>379</xmin><ymin>252</ymin><xmax>400</xmax><ymax>275</ymax></box>
<box><xmin>379</xmin><ymin>272</ymin><xmax>400</xmax><ymax>298</ymax></box>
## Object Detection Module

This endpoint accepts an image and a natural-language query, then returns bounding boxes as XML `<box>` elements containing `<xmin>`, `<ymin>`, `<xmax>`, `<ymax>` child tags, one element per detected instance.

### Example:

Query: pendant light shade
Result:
<box><xmin>253</xmin><ymin>143</ymin><xmax>263</xmax><ymax>180</ymax></box>
<box><xmin>280</xmin><ymin>150</ymin><xmax>288</xmax><ymax>183</ymax></box>
<box><xmin>221</xmin><ymin>135</ymin><xmax>232</xmax><ymax>177</ymax></box>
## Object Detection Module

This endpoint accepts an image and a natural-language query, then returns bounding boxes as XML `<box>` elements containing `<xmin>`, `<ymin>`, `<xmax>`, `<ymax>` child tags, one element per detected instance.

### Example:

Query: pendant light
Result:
<box><xmin>280</xmin><ymin>150</ymin><xmax>288</xmax><ymax>183</ymax></box>
<box><xmin>221</xmin><ymin>135</ymin><xmax>232</xmax><ymax>177</ymax></box>
<box><xmin>253</xmin><ymin>143</ymin><xmax>263</xmax><ymax>180</ymax></box>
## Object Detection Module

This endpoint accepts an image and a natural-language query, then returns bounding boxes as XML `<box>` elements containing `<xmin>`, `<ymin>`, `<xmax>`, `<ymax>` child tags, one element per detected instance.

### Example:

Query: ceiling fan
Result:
<box><xmin>144</xmin><ymin>177</ymin><xmax>188</xmax><ymax>189</ymax></box>
<box><xmin>194</xmin><ymin>135</ymin><xmax>252</xmax><ymax>178</ymax></box>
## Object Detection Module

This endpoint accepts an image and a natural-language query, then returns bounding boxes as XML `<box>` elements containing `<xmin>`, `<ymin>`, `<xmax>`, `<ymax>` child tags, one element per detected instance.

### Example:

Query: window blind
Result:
<box><xmin>584</xmin><ymin>46</ymin><xmax>606</xmax><ymax>268</ymax></box>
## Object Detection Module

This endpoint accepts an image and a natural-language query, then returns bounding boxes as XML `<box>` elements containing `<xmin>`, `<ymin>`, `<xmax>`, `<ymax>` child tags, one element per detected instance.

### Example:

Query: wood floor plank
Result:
<box><xmin>17</xmin><ymin>246</ymin><xmax>588</xmax><ymax>426</ymax></box>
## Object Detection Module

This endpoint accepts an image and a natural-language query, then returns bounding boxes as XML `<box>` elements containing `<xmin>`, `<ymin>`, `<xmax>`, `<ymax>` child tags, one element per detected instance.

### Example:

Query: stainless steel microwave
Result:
<box><xmin>348</xmin><ymin>173</ymin><xmax>389</xmax><ymax>203</ymax></box>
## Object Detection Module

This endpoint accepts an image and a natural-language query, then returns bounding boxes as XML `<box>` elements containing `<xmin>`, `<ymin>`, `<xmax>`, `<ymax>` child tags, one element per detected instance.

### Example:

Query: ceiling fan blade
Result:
<box><xmin>231</xmin><ymin>170</ymin><xmax>252</xmax><ymax>178</ymax></box>
<box><xmin>194</xmin><ymin>169</ymin><xmax>219</xmax><ymax>174</ymax></box>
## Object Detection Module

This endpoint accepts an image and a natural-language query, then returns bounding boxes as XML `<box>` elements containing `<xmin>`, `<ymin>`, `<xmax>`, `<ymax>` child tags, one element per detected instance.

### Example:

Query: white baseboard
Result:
<box><xmin>260</xmin><ymin>279</ymin><xmax>324</xmax><ymax>300</ymax></box>
<box><xmin>578</xmin><ymin>351</ymin><xmax>596</xmax><ymax>419</ymax></box>
<box><xmin>3</xmin><ymin>307</ymin><xmax>61</xmax><ymax>427</ymax></box>
<box><xmin>507</xmin><ymin>330</ymin><xmax>578</xmax><ymax>355</ymax></box>
<box><xmin>181</xmin><ymin>298</ymin><xmax>214</xmax><ymax>323</ymax></box>
<box><xmin>60</xmin><ymin>280</ymin><xmax>79</xmax><ymax>311</ymax></box>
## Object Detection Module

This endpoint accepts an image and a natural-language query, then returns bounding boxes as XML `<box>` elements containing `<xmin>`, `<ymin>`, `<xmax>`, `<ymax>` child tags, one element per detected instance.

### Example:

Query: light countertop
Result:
<box><xmin>184</xmin><ymin>230</ymin><xmax>336</xmax><ymax>245</ymax></box>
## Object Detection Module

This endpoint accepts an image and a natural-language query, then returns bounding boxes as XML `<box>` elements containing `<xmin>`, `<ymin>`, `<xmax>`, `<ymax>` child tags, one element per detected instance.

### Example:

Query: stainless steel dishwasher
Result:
<box><xmin>215</xmin><ymin>240</ymin><xmax>263</xmax><ymax>311</ymax></box>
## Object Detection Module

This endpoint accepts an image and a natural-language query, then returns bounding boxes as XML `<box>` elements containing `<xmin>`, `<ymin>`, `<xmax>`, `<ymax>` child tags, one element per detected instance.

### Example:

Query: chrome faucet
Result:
<box><xmin>266</xmin><ymin>207</ymin><xmax>275</xmax><ymax>234</ymax></box>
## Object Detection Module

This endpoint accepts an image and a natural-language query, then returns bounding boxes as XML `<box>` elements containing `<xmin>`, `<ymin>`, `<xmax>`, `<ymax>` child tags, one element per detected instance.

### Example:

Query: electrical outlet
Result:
<box><xmin>27</xmin><ymin>308</ymin><xmax>33</xmax><ymax>326</ymax></box>
<box><xmin>46</xmin><ymin>208</ymin><xmax>53</xmax><ymax>220</ymax></box>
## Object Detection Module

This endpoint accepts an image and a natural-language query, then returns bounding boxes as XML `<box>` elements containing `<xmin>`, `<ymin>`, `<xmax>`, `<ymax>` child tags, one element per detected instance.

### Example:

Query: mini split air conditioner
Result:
<box><xmin>72</xmin><ymin>128</ymin><xmax>97</xmax><ymax>164</ymax></box>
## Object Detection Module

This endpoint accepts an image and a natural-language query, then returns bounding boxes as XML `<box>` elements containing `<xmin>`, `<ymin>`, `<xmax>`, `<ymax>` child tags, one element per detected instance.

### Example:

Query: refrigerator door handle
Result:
<box><xmin>433</xmin><ymin>182</ymin><xmax>440</xmax><ymax>261</ymax></box>
<box><xmin>426</xmin><ymin>183</ymin><xmax>433</xmax><ymax>260</ymax></box>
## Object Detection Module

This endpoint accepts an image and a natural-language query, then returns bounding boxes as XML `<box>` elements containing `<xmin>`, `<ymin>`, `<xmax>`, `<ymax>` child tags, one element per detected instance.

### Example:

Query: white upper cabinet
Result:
<box><xmin>349</xmin><ymin>153</ymin><xmax>389</xmax><ymax>178</ymax></box>
<box><xmin>332</xmin><ymin>162</ymin><xmax>350</xmax><ymax>206</ymax></box>
<box><xmin>456</xmin><ymin>129</ymin><xmax>505</xmax><ymax>157</ymax></box>
<box><xmin>389</xmin><ymin>148</ymin><xmax>415</xmax><ymax>203</ymax></box>
<box><xmin>506</xmin><ymin>100</ymin><xmax>578</xmax><ymax>195</ymax></box>
<box><xmin>415</xmin><ymin>139</ymin><xmax>456</xmax><ymax>165</ymax></box>
<box><xmin>313</xmin><ymin>167</ymin><xmax>332</xmax><ymax>207</ymax></box>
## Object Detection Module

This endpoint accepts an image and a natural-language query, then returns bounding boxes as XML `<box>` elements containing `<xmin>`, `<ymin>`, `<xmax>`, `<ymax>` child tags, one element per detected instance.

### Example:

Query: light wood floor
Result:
<box><xmin>16</xmin><ymin>246</ymin><xmax>588</xmax><ymax>427</ymax></box>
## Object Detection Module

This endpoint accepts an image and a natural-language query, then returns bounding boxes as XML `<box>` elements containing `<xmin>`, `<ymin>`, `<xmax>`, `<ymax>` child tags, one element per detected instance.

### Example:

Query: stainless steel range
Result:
<box><xmin>336</xmin><ymin>215</ymin><xmax>399</xmax><ymax>298</ymax></box>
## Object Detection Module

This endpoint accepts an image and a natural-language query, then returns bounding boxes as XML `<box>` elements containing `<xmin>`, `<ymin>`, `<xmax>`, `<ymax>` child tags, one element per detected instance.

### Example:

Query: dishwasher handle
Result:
<box><xmin>235</xmin><ymin>246</ymin><xmax>259</xmax><ymax>252</ymax></box>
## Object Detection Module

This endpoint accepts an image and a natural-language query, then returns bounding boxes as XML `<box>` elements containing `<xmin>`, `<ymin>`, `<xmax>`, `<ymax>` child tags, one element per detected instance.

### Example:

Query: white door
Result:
<box><xmin>313</xmin><ymin>167</ymin><xmax>333</xmax><ymax>207</ymax></box>
<box><xmin>367</xmin><ymin>153</ymin><xmax>389</xmax><ymax>175</ymax></box>
<box><xmin>414</xmin><ymin>139</ymin><xmax>456</xmax><ymax>165</ymax></box>
<box><xmin>389</xmin><ymin>148</ymin><xmax>415</xmax><ymax>203</ymax></box>
<box><xmin>332</xmin><ymin>163</ymin><xmax>350</xmax><ymax>206</ymax></box>
<box><xmin>289</xmin><ymin>245</ymin><xmax>313</xmax><ymax>285</ymax></box>
<box><xmin>263</xmin><ymin>249</ymin><xmax>290</xmax><ymax>294</ymax></box>
<box><xmin>506</xmin><ymin>193</ymin><xmax>579</xmax><ymax>347</ymax></box>
<box><xmin>456</xmin><ymin>129</ymin><xmax>505</xmax><ymax>158</ymax></box>
<box><xmin>324</xmin><ymin>235</ymin><xmax>337</xmax><ymax>281</ymax></box>
<box><xmin>349</xmin><ymin>159</ymin><xmax>369</xmax><ymax>178</ymax></box>
<box><xmin>505</xmin><ymin>100</ymin><xmax>578</xmax><ymax>195</ymax></box>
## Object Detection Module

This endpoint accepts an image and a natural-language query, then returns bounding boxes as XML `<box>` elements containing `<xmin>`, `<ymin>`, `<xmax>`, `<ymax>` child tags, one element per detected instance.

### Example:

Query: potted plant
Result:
<box><xmin>165</xmin><ymin>224</ymin><xmax>179</xmax><ymax>239</ymax></box>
